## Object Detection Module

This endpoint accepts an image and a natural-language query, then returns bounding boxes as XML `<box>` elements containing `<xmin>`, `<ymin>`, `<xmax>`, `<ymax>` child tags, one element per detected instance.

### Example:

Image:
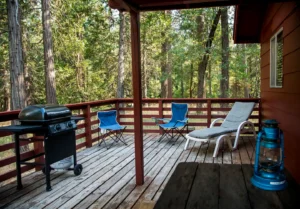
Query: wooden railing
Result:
<box><xmin>0</xmin><ymin>98</ymin><xmax>260</xmax><ymax>183</ymax></box>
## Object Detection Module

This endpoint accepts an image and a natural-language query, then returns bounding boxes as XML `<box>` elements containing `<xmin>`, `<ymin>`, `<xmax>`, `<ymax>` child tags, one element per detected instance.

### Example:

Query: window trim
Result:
<box><xmin>270</xmin><ymin>27</ymin><xmax>283</xmax><ymax>88</ymax></box>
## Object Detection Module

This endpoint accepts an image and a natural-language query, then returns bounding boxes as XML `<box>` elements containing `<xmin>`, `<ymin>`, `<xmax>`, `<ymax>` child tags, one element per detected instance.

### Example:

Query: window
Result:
<box><xmin>270</xmin><ymin>28</ymin><xmax>283</xmax><ymax>88</ymax></box>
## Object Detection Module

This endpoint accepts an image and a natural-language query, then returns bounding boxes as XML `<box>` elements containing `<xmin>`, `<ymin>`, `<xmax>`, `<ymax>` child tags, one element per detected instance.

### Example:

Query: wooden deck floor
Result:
<box><xmin>0</xmin><ymin>134</ymin><xmax>256</xmax><ymax>209</ymax></box>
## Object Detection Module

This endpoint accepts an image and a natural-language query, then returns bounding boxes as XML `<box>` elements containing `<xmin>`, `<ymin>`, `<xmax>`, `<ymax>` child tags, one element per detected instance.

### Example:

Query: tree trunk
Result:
<box><xmin>160</xmin><ymin>11</ymin><xmax>172</xmax><ymax>98</ymax></box>
<box><xmin>7</xmin><ymin>0</ymin><xmax>26</xmax><ymax>110</ymax></box>
<box><xmin>189</xmin><ymin>63</ymin><xmax>194</xmax><ymax>98</ymax></box>
<box><xmin>197</xmin><ymin>9</ymin><xmax>221</xmax><ymax>99</ymax></box>
<box><xmin>243</xmin><ymin>44</ymin><xmax>250</xmax><ymax>98</ymax></box>
<box><xmin>21</xmin><ymin>17</ymin><xmax>32</xmax><ymax>106</ymax></box>
<box><xmin>3</xmin><ymin>68</ymin><xmax>10</xmax><ymax>111</ymax></box>
<box><xmin>161</xmin><ymin>35</ymin><xmax>172</xmax><ymax>98</ymax></box>
<box><xmin>117</xmin><ymin>11</ymin><xmax>125</xmax><ymax>99</ymax></box>
<box><xmin>42</xmin><ymin>0</ymin><xmax>57</xmax><ymax>104</ymax></box>
<box><xmin>220</xmin><ymin>7</ymin><xmax>229</xmax><ymax>101</ymax></box>
<box><xmin>7</xmin><ymin>0</ymin><xmax>29</xmax><ymax>153</ymax></box>
<box><xmin>208</xmin><ymin>61</ymin><xmax>212</xmax><ymax>97</ymax></box>
<box><xmin>141</xmin><ymin>14</ymin><xmax>147</xmax><ymax>99</ymax></box>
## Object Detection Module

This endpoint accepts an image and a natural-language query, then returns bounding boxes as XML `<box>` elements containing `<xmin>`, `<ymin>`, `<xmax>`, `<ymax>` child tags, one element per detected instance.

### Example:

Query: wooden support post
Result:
<box><xmin>84</xmin><ymin>105</ymin><xmax>92</xmax><ymax>147</ymax></box>
<box><xmin>158</xmin><ymin>100</ymin><xmax>163</xmax><ymax>135</ymax></box>
<box><xmin>207</xmin><ymin>99</ymin><xmax>211</xmax><ymax>127</ymax></box>
<box><xmin>130</xmin><ymin>10</ymin><xmax>144</xmax><ymax>185</ymax></box>
<box><xmin>258</xmin><ymin>99</ymin><xmax>262</xmax><ymax>131</ymax></box>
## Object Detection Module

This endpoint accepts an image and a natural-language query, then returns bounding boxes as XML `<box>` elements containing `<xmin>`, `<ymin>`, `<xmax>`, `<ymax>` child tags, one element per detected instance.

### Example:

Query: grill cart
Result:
<box><xmin>0</xmin><ymin>105</ymin><xmax>84</xmax><ymax>191</ymax></box>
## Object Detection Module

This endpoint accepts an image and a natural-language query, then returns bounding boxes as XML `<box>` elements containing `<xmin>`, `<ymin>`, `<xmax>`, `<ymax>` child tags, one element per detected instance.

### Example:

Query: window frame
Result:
<box><xmin>270</xmin><ymin>27</ymin><xmax>283</xmax><ymax>88</ymax></box>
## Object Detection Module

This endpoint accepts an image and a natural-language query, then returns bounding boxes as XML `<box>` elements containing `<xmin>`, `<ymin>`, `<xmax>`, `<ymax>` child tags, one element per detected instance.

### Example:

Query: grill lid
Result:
<box><xmin>18</xmin><ymin>104</ymin><xmax>71</xmax><ymax>123</ymax></box>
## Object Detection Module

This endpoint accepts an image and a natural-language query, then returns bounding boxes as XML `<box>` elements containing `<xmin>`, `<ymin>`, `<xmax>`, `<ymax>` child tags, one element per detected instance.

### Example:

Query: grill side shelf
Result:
<box><xmin>0</xmin><ymin>125</ymin><xmax>45</xmax><ymax>134</ymax></box>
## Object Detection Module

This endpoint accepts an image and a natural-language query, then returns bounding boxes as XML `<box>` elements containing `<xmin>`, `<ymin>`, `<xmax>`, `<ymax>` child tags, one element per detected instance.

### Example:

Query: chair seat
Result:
<box><xmin>188</xmin><ymin>127</ymin><xmax>237</xmax><ymax>139</ymax></box>
<box><xmin>100</xmin><ymin>124</ymin><xmax>125</xmax><ymax>131</ymax></box>
<box><xmin>159</xmin><ymin>121</ymin><xmax>186</xmax><ymax>129</ymax></box>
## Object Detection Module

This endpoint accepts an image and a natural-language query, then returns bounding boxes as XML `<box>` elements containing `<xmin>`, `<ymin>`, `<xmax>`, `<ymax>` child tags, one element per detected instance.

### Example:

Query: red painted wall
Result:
<box><xmin>260</xmin><ymin>2</ymin><xmax>300</xmax><ymax>184</ymax></box>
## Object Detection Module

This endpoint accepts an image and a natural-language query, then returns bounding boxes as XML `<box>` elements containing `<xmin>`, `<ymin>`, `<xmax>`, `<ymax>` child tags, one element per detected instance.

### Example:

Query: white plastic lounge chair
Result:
<box><xmin>184</xmin><ymin>102</ymin><xmax>256</xmax><ymax>157</ymax></box>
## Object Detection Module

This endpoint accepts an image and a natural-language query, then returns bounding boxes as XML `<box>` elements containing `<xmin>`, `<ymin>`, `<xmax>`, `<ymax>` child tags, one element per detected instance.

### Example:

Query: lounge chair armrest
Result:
<box><xmin>210</xmin><ymin>118</ymin><xmax>224</xmax><ymax>128</ymax></box>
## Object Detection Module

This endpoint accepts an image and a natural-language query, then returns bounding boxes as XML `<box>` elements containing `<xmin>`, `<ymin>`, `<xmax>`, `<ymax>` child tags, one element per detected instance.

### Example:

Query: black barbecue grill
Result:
<box><xmin>0</xmin><ymin>104</ymin><xmax>84</xmax><ymax>191</ymax></box>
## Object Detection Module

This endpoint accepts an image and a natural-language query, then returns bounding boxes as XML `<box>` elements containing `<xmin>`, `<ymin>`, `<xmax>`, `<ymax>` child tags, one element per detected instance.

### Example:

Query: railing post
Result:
<box><xmin>258</xmin><ymin>99</ymin><xmax>262</xmax><ymax>131</ymax></box>
<box><xmin>158</xmin><ymin>100</ymin><xmax>163</xmax><ymax>135</ymax></box>
<box><xmin>84</xmin><ymin>105</ymin><xmax>92</xmax><ymax>147</ymax></box>
<box><xmin>116</xmin><ymin>101</ymin><xmax>120</xmax><ymax>124</ymax></box>
<box><xmin>207</xmin><ymin>99</ymin><xmax>211</xmax><ymax>127</ymax></box>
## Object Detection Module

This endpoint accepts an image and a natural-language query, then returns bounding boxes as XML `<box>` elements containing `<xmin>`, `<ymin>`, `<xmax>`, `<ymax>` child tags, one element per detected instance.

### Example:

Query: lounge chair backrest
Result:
<box><xmin>170</xmin><ymin>103</ymin><xmax>188</xmax><ymax>123</ymax></box>
<box><xmin>221</xmin><ymin>102</ymin><xmax>255</xmax><ymax>129</ymax></box>
<box><xmin>97</xmin><ymin>110</ymin><xmax>118</xmax><ymax>127</ymax></box>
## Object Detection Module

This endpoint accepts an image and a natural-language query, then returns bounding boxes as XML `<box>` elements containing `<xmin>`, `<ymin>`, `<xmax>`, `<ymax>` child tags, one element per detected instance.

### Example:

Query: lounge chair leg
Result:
<box><xmin>184</xmin><ymin>138</ymin><xmax>190</xmax><ymax>150</ymax></box>
<box><xmin>213</xmin><ymin>135</ymin><xmax>225</xmax><ymax>158</ymax></box>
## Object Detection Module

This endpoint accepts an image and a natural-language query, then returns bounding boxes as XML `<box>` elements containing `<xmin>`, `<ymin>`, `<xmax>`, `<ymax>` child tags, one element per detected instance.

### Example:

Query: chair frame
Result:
<box><xmin>153</xmin><ymin>103</ymin><xmax>189</xmax><ymax>142</ymax></box>
<box><xmin>97</xmin><ymin>110</ymin><xmax>127</xmax><ymax>149</ymax></box>
<box><xmin>184</xmin><ymin>117</ymin><xmax>256</xmax><ymax>157</ymax></box>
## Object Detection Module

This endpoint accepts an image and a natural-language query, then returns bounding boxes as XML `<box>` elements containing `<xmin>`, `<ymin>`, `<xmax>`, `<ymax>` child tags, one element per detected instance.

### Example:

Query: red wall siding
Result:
<box><xmin>260</xmin><ymin>2</ymin><xmax>300</xmax><ymax>184</ymax></box>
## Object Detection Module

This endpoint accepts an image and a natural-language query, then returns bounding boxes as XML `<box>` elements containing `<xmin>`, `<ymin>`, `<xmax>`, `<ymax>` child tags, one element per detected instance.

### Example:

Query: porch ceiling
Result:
<box><xmin>233</xmin><ymin>4</ymin><xmax>268</xmax><ymax>44</ymax></box>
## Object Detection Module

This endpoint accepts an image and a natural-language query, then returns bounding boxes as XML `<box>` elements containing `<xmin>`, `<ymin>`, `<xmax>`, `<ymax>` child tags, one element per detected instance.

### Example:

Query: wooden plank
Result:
<box><xmin>231</xmin><ymin>145</ymin><xmax>241</xmax><ymax>165</ymax></box>
<box><xmin>195</xmin><ymin>143</ymin><xmax>209</xmax><ymax>163</ymax></box>
<box><xmin>131</xmin><ymin>139</ymin><xmax>186</xmax><ymax>209</ymax></box>
<box><xmin>219</xmin><ymin>164</ymin><xmax>251</xmax><ymax>209</ymax></box>
<box><xmin>186</xmin><ymin>163</ymin><xmax>219</xmax><ymax>209</ymax></box>
<box><xmin>83</xmin><ymin>135</ymin><xmax>168</xmax><ymax>209</ymax></box>
<box><xmin>277</xmin><ymin>169</ymin><xmax>300</xmax><ymax>209</ymax></box>
<box><xmin>204</xmin><ymin>140</ymin><xmax>215</xmax><ymax>164</ymax></box>
<box><xmin>222</xmin><ymin>139</ymin><xmax>232</xmax><ymax>164</ymax></box>
<box><xmin>67</xmin><ymin>135</ymin><xmax>170</xmax><ymax>209</ymax></box>
<box><xmin>154</xmin><ymin>162</ymin><xmax>198</xmax><ymax>209</ymax></box>
<box><xmin>112</xmin><ymin>138</ymin><xmax>185</xmax><ymax>209</ymax></box>
<box><xmin>241</xmin><ymin>164</ymin><xmax>284</xmax><ymax>209</ymax></box>
<box><xmin>1</xmin><ymin>137</ymin><xmax>135</xmax><ymax>208</ymax></box>
<box><xmin>5</xmin><ymin>136</ymin><xmax>142</xmax><ymax>209</ymax></box>
<box><xmin>186</xmin><ymin>139</ymin><xmax>200</xmax><ymax>162</ymax></box>
<box><xmin>0</xmin><ymin>136</ymin><xmax>109</xmax><ymax>195</ymax></box>
<box><xmin>47</xmin><ymin>137</ymin><xmax>154</xmax><ymax>209</ymax></box>
<box><xmin>214</xmin><ymin>139</ymin><xmax>223</xmax><ymax>164</ymax></box>
<box><xmin>152</xmin><ymin>141</ymin><xmax>196</xmax><ymax>201</ymax></box>
<box><xmin>242</xmin><ymin>136</ymin><xmax>255</xmax><ymax>165</ymax></box>
<box><xmin>238</xmin><ymin>137</ymin><xmax>251</xmax><ymax>164</ymax></box>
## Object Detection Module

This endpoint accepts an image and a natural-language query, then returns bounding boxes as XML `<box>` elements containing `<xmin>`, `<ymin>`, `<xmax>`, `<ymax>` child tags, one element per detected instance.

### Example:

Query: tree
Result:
<box><xmin>220</xmin><ymin>7</ymin><xmax>229</xmax><ymax>99</ymax></box>
<box><xmin>6</xmin><ymin>0</ymin><xmax>26</xmax><ymax>110</ymax></box>
<box><xmin>197</xmin><ymin>8</ymin><xmax>221</xmax><ymax>99</ymax></box>
<box><xmin>42</xmin><ymin>0</ymin><xmax>57</xmax><ymax>104</ymax></box>
<box><xmin>117</xmin><ymin>11</ymin><xmax>125</xmax><ymax>99</ymax></box>
<box><xmin>160</xmin><ymin>11</ymin><xmax>172</xmax><ymax>98</ymax></box>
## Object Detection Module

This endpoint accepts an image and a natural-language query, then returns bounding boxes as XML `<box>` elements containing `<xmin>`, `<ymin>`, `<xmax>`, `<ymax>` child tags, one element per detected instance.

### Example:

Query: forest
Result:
<box><xmin>0</xmin><ymin>0</ymin><xmax>260</xmax><ymax>112</ymax></box>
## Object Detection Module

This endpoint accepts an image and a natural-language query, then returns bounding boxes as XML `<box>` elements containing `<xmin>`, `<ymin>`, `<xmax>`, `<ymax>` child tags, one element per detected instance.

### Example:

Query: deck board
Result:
<box><xmin>155</xmin><ymin>163</ymin><xmax>299</xmax><ymax>209</ymax></box>
<box><xmin>0</xmin><ymin>135</ymin><xmax>262</xmax><ymax>209</ymax></box>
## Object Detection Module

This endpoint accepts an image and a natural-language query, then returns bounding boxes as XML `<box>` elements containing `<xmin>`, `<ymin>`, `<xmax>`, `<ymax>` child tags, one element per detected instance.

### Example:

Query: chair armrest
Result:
<box><xmin>210</xmin><ymin>118</ymin><xmax>224</xmax><ymax>128</ymax></box>
<box><xmin>177</xmin><ymin>118</ymin><xmax>188</xmax><ymax>123</ymax></box>
<box><xmin>152</xmin><ymin>117</ymin><xmax>170</xmax><ymax>124</ymax></box>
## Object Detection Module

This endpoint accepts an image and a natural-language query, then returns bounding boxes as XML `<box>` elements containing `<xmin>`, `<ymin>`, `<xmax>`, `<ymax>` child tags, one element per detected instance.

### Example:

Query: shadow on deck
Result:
<box><xmin>0</xmin><ymin>134</ymin><xmax>258</xmax><ymax>208</ymax></box>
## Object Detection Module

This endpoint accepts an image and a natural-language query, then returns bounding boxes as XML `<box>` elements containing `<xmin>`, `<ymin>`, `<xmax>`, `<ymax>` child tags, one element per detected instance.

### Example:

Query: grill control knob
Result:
<box><xmin>55</xmin><ymin>124</ymin><xmax>62</xmax><ymax>131</ymax></box>
<box><xmin>67</xmin><ymin>121</ymin><xmax>73</xmax><ymax>128</ymax></box>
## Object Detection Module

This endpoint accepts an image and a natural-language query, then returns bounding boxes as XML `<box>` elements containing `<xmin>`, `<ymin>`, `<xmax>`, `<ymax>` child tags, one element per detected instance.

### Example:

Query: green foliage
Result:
<box><xmin>0</xmin><ymin>2</ymin><xmax>260</xmax><ymax>111</ymax></box>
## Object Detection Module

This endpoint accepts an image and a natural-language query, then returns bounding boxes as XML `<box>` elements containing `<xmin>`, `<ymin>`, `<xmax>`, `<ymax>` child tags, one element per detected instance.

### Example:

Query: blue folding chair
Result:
<box><xmin>153</xmin><ymin>103</ymin><xmax>189</xmax><ymax>142</ymax></box>
<box><xmin>97</xmin><ymin>110</ymin><xmax>127</xmax><ymax>149</ymax></box>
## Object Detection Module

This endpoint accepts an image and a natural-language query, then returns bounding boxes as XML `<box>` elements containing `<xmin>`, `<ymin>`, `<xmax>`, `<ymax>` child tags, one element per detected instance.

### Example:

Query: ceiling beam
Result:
<box><xmin>108</xmin><ymin>0</ymin><xmax>139</xmax><ymax>12</ymax></box>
